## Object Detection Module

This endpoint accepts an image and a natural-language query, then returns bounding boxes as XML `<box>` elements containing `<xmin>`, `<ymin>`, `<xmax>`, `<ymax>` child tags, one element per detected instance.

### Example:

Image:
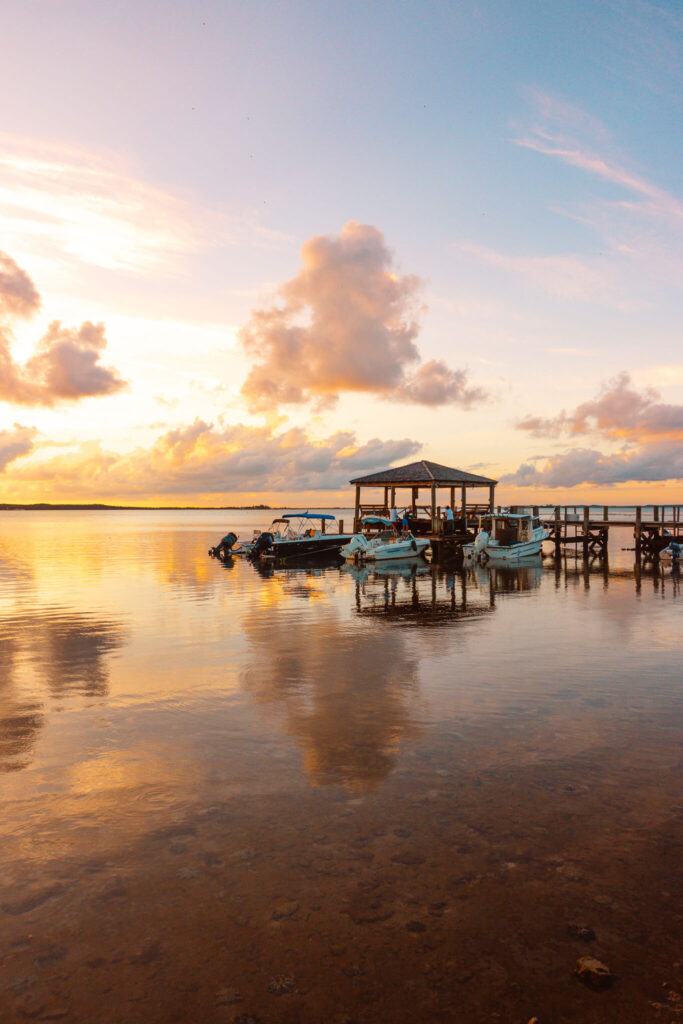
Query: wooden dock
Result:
<box><xmin>428</xmin><ymin>505</ymin><xmax>683</xmax><ymax>563</ymax></box>
<box><xmin>540</xmin><ymin>505</ymin><xmax>682</xmax><ymax>561</ymax></box>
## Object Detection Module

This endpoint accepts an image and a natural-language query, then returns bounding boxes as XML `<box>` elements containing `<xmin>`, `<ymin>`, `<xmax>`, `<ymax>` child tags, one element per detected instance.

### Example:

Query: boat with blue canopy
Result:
<box><xmin>210</xmin><ymin>512</ymin><xmax>354</xmax><ymax>564</ymax></box>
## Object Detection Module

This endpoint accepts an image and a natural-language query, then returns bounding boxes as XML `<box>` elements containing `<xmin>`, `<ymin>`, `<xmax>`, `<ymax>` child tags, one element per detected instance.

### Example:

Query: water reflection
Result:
<box><xmin>0</xmin><ymin>609</ymin><xmax>125</xmax><ymax>772</ymax></box>
<box><xmin>346</xmin><ymin>560</ymin><xmax>542</xmax><ymax>625</ymax></box>
<box><xmin>239</xmin><ymin>580</ymin><xmax>420</xmax><ymax>790</ymax></box>
<box><xmin>0</xmin><ymin>675</ymin><xmax>42</xmax><ymax>770</ymax></box>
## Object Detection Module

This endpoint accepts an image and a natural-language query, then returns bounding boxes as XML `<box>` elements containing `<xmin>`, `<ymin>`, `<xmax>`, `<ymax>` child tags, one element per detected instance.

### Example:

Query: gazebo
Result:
<box><xmin>349</xmin><ymin>459</ymin><xmax>497</xmax><ymax>533</ymax></box>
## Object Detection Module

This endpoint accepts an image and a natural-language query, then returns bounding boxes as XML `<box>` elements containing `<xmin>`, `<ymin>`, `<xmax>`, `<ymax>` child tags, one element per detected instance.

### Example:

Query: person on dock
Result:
<box><xmin>444</xmin><ymin>505</ymin><xmax>455</xmax><ymax>535</ymax></box>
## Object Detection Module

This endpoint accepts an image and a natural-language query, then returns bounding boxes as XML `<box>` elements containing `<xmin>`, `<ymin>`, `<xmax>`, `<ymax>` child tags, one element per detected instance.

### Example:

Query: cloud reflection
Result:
<box><xmin>240</xmin><ymin>577</ymin><xmax>421</xmax><ymax>790</ymax></box>
<box><xmin>0</xmin><ymin>609</ymin><xmax>125</xmax><ymax>772</ymax></box>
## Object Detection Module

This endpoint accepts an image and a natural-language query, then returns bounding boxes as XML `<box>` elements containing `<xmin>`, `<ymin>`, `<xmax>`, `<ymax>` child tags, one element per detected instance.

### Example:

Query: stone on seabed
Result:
<box><xmin>575</xmin><ymin>955</ymin><xmax>613</xmax><ymax>988</ymax></box>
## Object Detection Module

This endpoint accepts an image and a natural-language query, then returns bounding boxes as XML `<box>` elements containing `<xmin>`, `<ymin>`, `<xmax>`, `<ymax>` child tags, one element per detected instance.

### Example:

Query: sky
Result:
<box><xmin>0</xmin><ymin>0</ymin><xmax>681</xmax><ymax>506</ymax></box>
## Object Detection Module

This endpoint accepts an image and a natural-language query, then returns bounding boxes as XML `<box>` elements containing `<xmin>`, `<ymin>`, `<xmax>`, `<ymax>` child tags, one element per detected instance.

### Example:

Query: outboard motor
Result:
<box><xmin>249</xmin><ymin>531</ymin><xmax>274</xmax><ymax>560</ymax></box>
<box><xmin>340</xmin><ymin>535</ymin><xmax>368</xmax><ymax>561</ymax></box>
<box><xmin>473</xmin><ymin>530</ymin><xmax>490</xmax><ymax>565</ymax></box>
<box><xmin>209</xmin><ymin>531</ymin><xmax>238</xmax><ymax>558</ymax></box>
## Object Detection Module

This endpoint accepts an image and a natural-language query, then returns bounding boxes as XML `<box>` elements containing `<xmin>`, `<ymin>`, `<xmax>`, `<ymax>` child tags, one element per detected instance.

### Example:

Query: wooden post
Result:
<box><xmin>431</xmin><ymin>481</ymin><xmax>437</xmax><ymax>533</ymax></box>
<box><xmin>390</xmin><ymin>486</ymin><xmax>396</xmax><ymax>509</ymax></box>
<box><xmin>654</xmin><ymin>505</ymin><xmax>659</xmax><ymax>522</ymax></box>
<box><xmin>411</xmin><ymin>487</ymin><xmax>418</xmax><ymax>515</ymax></box>
<box><xmin>339</xmin><ymin>520</ymin><xmax>344</xmax><ymax>534</ymax></box>
<box><xmin>603</xmin><ymin>505</ymin><xmax>608</xmax><ymax>522</ymax></box>
<box><xmin>554</xmin><ymin>505</ymin><xmax>561</xmax><ymax>557</ymax></box>
<box><xmin>489</xmin><ymin>484</ymin><xmax>495</xmax><ymax>513</ymax></box>
<box><xmin>583</xmin><ymin>506</ymin><xmax>590</xmax><ymax>559</ymax></box>
<box><xmin>635</xmin><ymin>506</ymin><xmax>642</xmax><ymax>558</ymax></box>
<box><xmin>383</xmin><ymin>486</ymin><xmax>389</xmax><ymax>513</ymax></box>
<box><xmin>461</xmin><ymin>486</ymin><xmax>467</xmax><ymax>531</ymax></box>
<box><xmin>354</xmin><ymin>484</ymin><xmax>361</xmax><ymax>532</ymax></box>
<box><xmin>450</xmin><ymin>486</ymin><xmax>455</xmax><ymax>510</ymax></box>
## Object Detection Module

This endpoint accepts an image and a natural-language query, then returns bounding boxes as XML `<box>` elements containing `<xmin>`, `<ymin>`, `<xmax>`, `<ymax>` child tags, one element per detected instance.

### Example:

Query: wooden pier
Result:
<box><xmin>428</xmin><ymin>505</ymin><xmax>683</xmax><ymax>563</ymax></box>
<box><xmin>538</xmin><ymin>505</ymin><xmax>682</xmax><ymax>562</ymax></box>
<box><xmin>346</xmin><ymin>456</ymin><xmax>681</xmax><ymax>564</ymax></box>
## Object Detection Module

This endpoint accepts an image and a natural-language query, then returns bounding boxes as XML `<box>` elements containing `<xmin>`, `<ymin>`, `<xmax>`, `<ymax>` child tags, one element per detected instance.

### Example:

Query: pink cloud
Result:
<box><xmin>503</xmin><ymin>441</ymin><xmax>683</xmax><ymax>488</ymax></box>
<box><xmin>458</xmin><ymin>241</ymin><xmax>610</xmax><ymax>299</ymax></box>
<box><xmin>240</xmin><ymin>222</ymin><xmax>486</xmax><ymax>411</ymax></box>
<box><xmin>0</xmin><ymin>250</ymin><xmax>126</xmax><ymax>407</ymax></box>
<box><xmin>515</xmin><ymin>91</ymin><xmax>683</xmax><ymax>224</ymax></box>
<box><xmin>0</xmin><ymin>423</ymin><xmax>37</xmax><ymax>471</ymax></box>
<box><xmin>508</xmin><ymin>370</ymin><xmax>683</xmax><ymax>488</ymax></box>
<box><xmin>517</xmin><ymin>372</ymin><xmax>683</xmax><ymax>442</ymax></box>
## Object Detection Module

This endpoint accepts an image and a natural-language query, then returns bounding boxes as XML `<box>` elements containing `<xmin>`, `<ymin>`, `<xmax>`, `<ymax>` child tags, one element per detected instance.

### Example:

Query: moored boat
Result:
<box><xmin>463</xmin><ymin>512</ymin><xmax>548</xmax><ymax>564</ymax></box>
<box><xmin>210</xmin><ymin>512</ymin><xmax>353</xmax><ymax>562</ymax></box>
<box><xmin>341</xmin><ymin>517</ymin><xmax>430</xmax><ymax>563</ymax></box>
<box><xmin>248</xmin><ymin>512</ymin><xmax>353</xmax><ymax>563</ymax></box>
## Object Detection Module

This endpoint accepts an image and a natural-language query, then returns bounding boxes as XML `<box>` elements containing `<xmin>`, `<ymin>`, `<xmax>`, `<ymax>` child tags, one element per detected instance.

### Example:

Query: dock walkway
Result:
<box><xmin>428</xmin><ymin>505</ymin><xmax>682</xmax><ymax>563</ymax></box>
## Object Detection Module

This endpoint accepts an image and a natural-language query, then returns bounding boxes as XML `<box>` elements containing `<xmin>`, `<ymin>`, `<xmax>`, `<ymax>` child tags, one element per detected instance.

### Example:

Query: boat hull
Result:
<box><xmin>367</xmin><ymin>539</ymin><xmax>430</xmax><ymax>561</ymax></box>
<box><xmin>463</xmin><ymin>537</ymin><xmax>544</xmax><ymax>562</ymax></box>
<box><xmin>269</xmin><ymin>536</ymin><xmax>354</xmax><ymax>561</ymax></box>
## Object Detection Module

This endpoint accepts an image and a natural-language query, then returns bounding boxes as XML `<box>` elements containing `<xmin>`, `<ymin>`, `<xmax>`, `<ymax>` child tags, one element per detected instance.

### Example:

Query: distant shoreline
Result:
<box><xmin>0</xmin><ymin>503</ymin><xmax>274</xmax><ymax>511</ymax></box>
<box><xmin>0</xmin><ymin>503</ymin><xmax>353</xmax><ymax>511</ymax></box>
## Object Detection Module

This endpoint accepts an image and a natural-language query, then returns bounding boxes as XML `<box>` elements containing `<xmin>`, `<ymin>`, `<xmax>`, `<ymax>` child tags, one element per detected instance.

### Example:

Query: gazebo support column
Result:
<box><xmin>450</xmin><ymin>486</ymin><xmax>455</xmax><ymax>511</ymax></box>
<box><xmin>411</xmin><ymin>487</ymin><xmax>418</xmax><ymax>516</ymax></box>
<box><xmin>489</xmin><ymin>484</ymin><xmax>495</xmax><ymax>513</ymax></box>
<box><xmin>431</xmin><ymin>481</ymin><xmax>437</xmax><ymax>533</ymax></box>
<box><xmin>461</xmin><ymin>485</ymin><xmax>467</xmax><ymax>531</ymax></box>
<box><xmin>354</xmin><ymin>485</ymin><xmax>361</xmax><ymax>531</ymax></box>
<box><xmin>390</xmin><ymin>486</ymin><xmax>396</xmax><ymax>509</ymax></box>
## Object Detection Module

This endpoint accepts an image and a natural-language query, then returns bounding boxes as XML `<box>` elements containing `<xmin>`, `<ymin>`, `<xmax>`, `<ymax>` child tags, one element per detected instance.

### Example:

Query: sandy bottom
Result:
<box><xmin>2</xmin><ymin>730</ymin><xmax>682</xmax><ymax>1024</ymax></box>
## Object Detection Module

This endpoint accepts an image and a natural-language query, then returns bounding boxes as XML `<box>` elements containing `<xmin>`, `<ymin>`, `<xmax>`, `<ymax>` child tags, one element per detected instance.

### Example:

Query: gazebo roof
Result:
<box><xmin>349</xmin><ymin>460</ymin><xmax>497</xmax><ymax>488</ymax></box>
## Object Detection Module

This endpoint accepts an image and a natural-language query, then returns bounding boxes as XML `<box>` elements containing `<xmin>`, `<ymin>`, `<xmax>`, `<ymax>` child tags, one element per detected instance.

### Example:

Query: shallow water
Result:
<box><xmin>1</xmin><ymin>510</ymin><xmax>681</xmax><ymax>1023</ymax></box>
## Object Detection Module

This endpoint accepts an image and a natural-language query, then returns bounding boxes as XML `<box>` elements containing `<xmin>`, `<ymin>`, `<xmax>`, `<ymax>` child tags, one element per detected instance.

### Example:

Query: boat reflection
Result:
<box><xmin>346</xmin><ymin>559</ymin><xmax>543</xmax><ymax>625</ymax></box>
<box><xmin>471</xmin><ymin>556</ymin><xmax>545</xmax><ymax>594</ymax></box>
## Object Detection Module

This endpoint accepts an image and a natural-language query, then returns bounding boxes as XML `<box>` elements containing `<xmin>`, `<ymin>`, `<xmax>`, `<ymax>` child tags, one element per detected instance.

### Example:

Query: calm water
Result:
<box><xmin>1</xmin><ymin>510</ymin><xmax>681</xmax><ymax>1023</ymax></box>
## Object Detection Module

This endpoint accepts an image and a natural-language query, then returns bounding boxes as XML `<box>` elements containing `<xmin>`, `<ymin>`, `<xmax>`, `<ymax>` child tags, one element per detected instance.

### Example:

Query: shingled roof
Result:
<box><xmin>349</xmin><ymin>460</ymin><xmax>497</xmax><ymax>487</ymax></box>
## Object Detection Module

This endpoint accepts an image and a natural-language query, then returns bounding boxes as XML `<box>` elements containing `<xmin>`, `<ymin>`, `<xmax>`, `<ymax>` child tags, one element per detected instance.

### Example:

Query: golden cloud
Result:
<box><xmin>240</xmin><ymin>222</ymin><xmax>486</xmax><ymax>411</ymax></box>
<box><xmin>2</xmin><ymin>418</ymin><xmax>420</xmax><ymax>500</ymax></box>
<box><xmin>0</xmin><ymin>250</ymin><xmax>126</xmax><ymax>406</ymax></box>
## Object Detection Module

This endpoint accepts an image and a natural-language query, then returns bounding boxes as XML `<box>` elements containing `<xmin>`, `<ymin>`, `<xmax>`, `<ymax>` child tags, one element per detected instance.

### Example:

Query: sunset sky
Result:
<box><xmin>0</xmin><ymin>0</ymin><xmax>681</xmax><ymax>506</ymax></box>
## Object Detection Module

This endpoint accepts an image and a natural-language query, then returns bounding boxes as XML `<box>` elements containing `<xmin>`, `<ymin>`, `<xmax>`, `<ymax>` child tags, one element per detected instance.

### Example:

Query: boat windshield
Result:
<box><xmin>280</xmin><ymin>514</ymin><xmax>337</xmax><ymax>536</ymax></box>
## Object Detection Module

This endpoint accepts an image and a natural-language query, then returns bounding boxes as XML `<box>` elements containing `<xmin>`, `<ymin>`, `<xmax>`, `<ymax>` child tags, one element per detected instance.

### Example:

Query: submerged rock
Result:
<box><xmin>271</xmin><ymin>899</ymin><xmax>299</xmax><ymax>921</ymax></box>
<box><xmin>575</xmin><ymin>955</ymin><xmax>613</xmax><ymax>988</ymax></box>
<box><xmin>215</xmin><ymin>987</ymin><xmax>242</xmax><ymax>1006</ymax></box>
<box><xmin>268</xmin><ymin>974</ymin><xmax>295</xmax><ymax>995</ymax></box>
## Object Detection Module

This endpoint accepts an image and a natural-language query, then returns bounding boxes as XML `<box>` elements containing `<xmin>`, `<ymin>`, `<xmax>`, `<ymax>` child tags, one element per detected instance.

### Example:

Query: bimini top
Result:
<box><xmin>282</xmin><ymin>511</ymin><xmax>336</xmax><ymax>521</ymax></box>
<box><xmin>350</xmin><ymin>459</ymin><xmax>497</xmax><ymax>487</ymax></box>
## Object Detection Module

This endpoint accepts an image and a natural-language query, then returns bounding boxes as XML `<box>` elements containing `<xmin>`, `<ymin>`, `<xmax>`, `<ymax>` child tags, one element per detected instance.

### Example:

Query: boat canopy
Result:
<box><xmin>282</xmin><ymin>512</ymin><xmax>336</xmax><ymax>521</ymax></box>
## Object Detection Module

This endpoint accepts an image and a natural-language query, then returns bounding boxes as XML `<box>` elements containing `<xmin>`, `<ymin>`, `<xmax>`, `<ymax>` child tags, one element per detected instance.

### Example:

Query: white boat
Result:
<box><xmin>463</xmin><ymin>512</ymin><xmax>548</xmax><ymax>564</ymax></box>
<box><xmin>341</xmin><ymin>517</ymin><xmax>430</xmax><ymax>563</ymax></box>
<box><xmin>659</xmin><ymin>540</ymin><xmax>681</xmax><ymax>568</ymax></box>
